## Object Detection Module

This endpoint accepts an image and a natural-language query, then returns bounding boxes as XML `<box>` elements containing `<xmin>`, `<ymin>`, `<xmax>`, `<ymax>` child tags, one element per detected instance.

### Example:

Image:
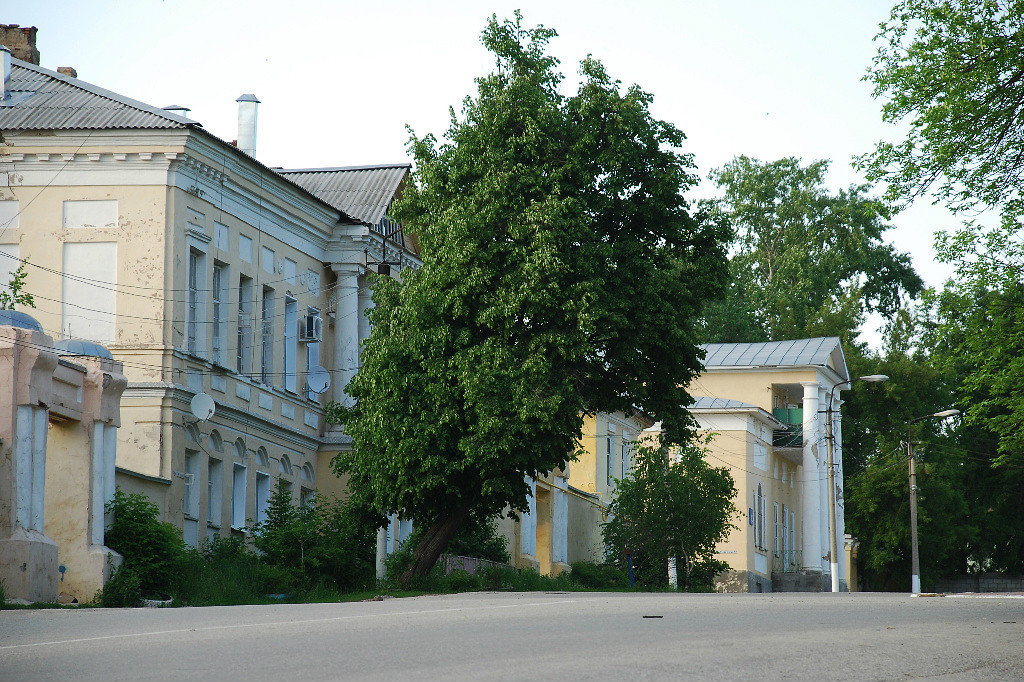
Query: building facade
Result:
<box><xmin>0</xmin><ymin>50</ymin><xmax>418</xmax><ymax>553</ymax></box>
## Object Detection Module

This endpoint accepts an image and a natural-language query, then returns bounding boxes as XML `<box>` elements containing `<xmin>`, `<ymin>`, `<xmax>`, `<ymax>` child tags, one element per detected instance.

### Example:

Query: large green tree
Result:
<box><xmin>603</xmin><ymin>441</ymin><xmax>736</xmax><ymax>590</ymax></box>
<box><xmin>330</xmin><ymin>14</ymin><xmax>728</xmax><ymax>584</ymax></box>
<box><xmin>704</xmin><ymin>156</ymin><xmax>922</xmax><ymax>343</ymax></box>
<box><xmin>859</xmin><ymin>0</ymin><xmax>1024</xmax><ymax>211</ymax></box>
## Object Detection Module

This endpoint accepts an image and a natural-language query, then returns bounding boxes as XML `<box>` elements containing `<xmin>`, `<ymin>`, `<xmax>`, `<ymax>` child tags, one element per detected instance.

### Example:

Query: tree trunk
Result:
<box><xmin>399</xmin><ymin>505</ymin><xmax>472</xmax><ymax>587</ymax></box>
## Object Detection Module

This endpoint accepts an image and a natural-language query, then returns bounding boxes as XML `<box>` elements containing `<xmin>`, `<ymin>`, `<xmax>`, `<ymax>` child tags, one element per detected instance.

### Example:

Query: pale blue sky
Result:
<box><xmin>9</xmin><ymin>0</ymin><xmax>959</xmax><ymax>340</ymax></box>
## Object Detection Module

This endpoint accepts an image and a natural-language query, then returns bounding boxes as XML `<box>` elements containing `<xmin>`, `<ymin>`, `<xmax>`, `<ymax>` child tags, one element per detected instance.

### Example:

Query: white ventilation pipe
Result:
<box><xmin>236</xmin><ymin>93</ymin><xmax>260</xmax><ymax>157</ymax></box>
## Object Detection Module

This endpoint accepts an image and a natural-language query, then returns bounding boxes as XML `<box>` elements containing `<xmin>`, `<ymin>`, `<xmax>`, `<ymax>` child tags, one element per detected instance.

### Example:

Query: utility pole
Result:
<box><xmin>825</xmin><ymin>407</ymin><xmax>841</xmax><ymax>593</ymax></box>
<box><xmin>908</xmin><ymin>430</ymin><xmax>921</xmax><ymax>595</ymax></box>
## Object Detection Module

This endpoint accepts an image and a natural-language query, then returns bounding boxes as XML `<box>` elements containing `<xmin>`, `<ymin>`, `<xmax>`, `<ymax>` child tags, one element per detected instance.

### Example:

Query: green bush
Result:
<box><xmin>445</xmin><ymin>569</ymin><xmax>483</xmax><ymax>593</ymax></box>
<box><xmin>105</xmin><ymin>489</ymin><xmax>186</xmax><ymax>598</ymax></box>
<box><xmin>98</xmin><ymin>564</ymin><xmax>142</xmax><ymax>607</ymax></box>
<box><xmin>569</xmin><ymin>561</ymin><xmax>627</xmax><ymax>589</ymax></box>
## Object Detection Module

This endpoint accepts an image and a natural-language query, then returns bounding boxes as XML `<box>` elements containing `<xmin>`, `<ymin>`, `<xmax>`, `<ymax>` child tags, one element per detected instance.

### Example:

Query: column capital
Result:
<box><xmin>800</xmin><ymin>381</ymin><xmax>820</xmax><ymax>398</ymax></box>
<box><xmin>331</xmin><ymin>262</ymin><xmax>362</xmax><ymax>279</ymax></box>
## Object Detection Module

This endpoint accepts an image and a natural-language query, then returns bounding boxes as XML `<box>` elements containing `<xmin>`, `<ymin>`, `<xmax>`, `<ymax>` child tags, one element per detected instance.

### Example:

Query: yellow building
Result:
<box><xmin>0</xmin><ymin>50</ymin><xmax>418</xmax><ymax>553</ymax></box>
<box><xmin>686</xmin><ymin>337</ymin><xmax>852</xmax><ymax>592</ymax></box>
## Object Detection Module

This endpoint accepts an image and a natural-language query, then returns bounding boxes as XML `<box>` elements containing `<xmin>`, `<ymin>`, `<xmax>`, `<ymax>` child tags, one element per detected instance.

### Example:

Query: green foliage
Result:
<box><xmin>104</xmin><ymin>489</ymin><xmax>186</xmax><ymax>598</ymax></box>
<box><xmin>0</xmin><ymin>260</ymin><xmax>35</xmax><ymax>310</ymax></box>
<box><xmin>330</xmin><ymin>13</ymin><xmax>727</xmax><ymax>577</ymax></box>
<box><xmin>442</xmin><ymin>515</ymin><xmax>511</xmax><ymax>564</ymax></box>
<box><xmin>602</xmin><ymin>440</ymin><xmax>737</xmax><ymax>590</ymax></box>
<box><xmin>706</xmin><ymin>156</ymin><xmax>922</xmax><ymax>343</ymax></box>
<box><xmin>98</xmin><ymin>564</ymin><xmax>142</xmax><ymax>608</ymax></box>
<box><xmin>567</xmin><ymin>561</ymin><xmax>627</xmax><ymax>589</ymax></box>
<box><xmin>252</xmin><ymin>486</ymin><xmax>378</xmax><ymax>594</ymax></box>
<box><xmin>860</xmin><ymin>0</ymin><xmax>1024</xmax><ymax>211</ymax></box>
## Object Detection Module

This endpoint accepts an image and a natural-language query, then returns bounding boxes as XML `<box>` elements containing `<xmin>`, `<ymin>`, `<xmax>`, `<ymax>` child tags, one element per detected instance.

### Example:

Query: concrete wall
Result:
<box><xmin>566</xmin><ymin>489</ymin><xmax>605</xmax><ymax>564</ymax></box>
<box><xmin>933</xmin><ymin>574</ymin><xmax>1024</xmax><ymax>593</ymax></box>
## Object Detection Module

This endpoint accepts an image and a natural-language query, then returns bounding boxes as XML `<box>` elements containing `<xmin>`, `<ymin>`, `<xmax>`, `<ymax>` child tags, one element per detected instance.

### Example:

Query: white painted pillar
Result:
<box><xmin>834</xmin><ymin>396</ymin><xmax>846</xmax><ymax>587</ymax></box>
<box><xmin>332</xmin><ymin>265</ymin><xmax>361</xmax><ymax>407</ymax></box>
<box><xmin>519</xmin><ymin>477</ymin><xmax>537</xmax><ymax>559</ymax></box>
<box><xmin>90</xmin><ymin>422</ymin><xmax>106</xmax><ymax>546</ymax></box>
<box><xmin>30</xmin><ymin>407</ymin><xmax>47</xmax><ymax>533</ymax></box>
<box><xmin>800</xmin><ymin>382</ymin><xmax>821</xmax><ymax>571</ymax></box>
<box><xmin>818</xmin><ymin>386</ymin><xmax>830</xmax><ymax>573</ymax></box>
<box><xmin>552</xmin><ymin>476</ymin><xmax>568</xmax><ymax>565</ymax></box>
<box><xmin>375</xmin><ymin>526</ymin><xmax>387</xmax><ymax>579</ymax></box>
<box><xmin>14</xmin><ymin>406</ymin><xmax>33</xmax><ymax>530</ymax></box>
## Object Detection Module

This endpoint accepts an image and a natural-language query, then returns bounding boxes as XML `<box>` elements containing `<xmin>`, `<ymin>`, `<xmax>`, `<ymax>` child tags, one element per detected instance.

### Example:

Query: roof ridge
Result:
<box><xmin>277</xmin><ymin>163</ymin><xmax>411</xmax><ymax>173</ymax></box>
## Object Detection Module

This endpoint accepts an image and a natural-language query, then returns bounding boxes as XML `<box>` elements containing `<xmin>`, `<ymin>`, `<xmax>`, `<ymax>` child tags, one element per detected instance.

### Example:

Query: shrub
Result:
<box><xmin>99</xmin><ymin>564</ymin><xmax>142</xmax><ymax>607</ymax></box>
<box><xmin>445</xmin><ymin>569</ymin><xmax>483</xmax><ymax>593</ymax></box>
<box><xmin>105</xmin><ymin>489</ymin><xmax>186</xmax><ymax>598</ymax></box>
<box><xmin>569</xmin><ymin>561</ymin><xmax>627</xmax><ymax>589</ymax></box>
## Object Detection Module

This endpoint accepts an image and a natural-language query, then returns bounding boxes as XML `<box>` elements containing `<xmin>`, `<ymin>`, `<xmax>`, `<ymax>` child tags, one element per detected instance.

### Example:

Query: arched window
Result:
<box><xmin>301</xmin><ymin>463</ymin><xmax>314</xmax><ymax>483</ymax></box>
<box><xmin>184</xmin><ymin>422</ymin><xmax>200</xmax><ymax>442</ymax></box>
<box><xmin>278</xmin><ymin>454</ymin><xmax>292</xmax><ymax>476</ymax></box>
<box><xmin>234</xmin><ymin>438</ymin><xmax>247</xmax><ymax>461</ymax></box>
<box><xmin>209</xmin><ymin>429</ymin><xmax>224</xmax><ymax>453</ymax></box>
<box><xmin>256</xmin><ymin>446</ymin><xmax>269</xmax><ymax>467</ymax></box>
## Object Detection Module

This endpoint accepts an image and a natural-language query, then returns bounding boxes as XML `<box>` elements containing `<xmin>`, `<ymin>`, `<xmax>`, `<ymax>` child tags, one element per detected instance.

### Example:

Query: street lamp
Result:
<box><xmin>825</xmin><ymin>374</ymin><xmax>888</xmax><ymax>593</ymax></box>
<box><xmin>907</xmin><ymin>408</ymin><xmax>960</xmax><ymax>594</ymax></box>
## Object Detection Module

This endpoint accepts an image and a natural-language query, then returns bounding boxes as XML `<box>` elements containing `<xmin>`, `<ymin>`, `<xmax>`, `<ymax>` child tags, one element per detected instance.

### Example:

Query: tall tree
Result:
<box><xmin>330</xmin><ymin>14</ymin><xmax>728</xmax><ymax>584</ymax></box>
<box><xmin>859</xmin><ymin>0</ymin><xmax>1024</xmax><ymax>211</ymax></box>
<box><xmin>706</xmin><ymin>156</ymin><xmax>922</xmax><ymax>343</ymax></box>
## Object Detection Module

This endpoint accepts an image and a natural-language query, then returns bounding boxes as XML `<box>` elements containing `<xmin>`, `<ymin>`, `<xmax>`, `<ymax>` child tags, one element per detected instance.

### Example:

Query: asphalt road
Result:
<box><xmin>1</xmin><ymin>591</ymin><xmax>1022</xmax><ymax>681</ymax></box>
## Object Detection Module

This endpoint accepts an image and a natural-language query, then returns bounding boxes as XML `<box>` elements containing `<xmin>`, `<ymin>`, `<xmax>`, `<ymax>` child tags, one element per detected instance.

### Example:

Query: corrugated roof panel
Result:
<box><xmin>278</xmin><ymin>164</ymin><xmax>410</xmax><ymax>226</ymax></box>
<box><xmin>0</xmin><ymin>59</ymin><xmax>192</xmax><ymax>131</ymax></box>
<box><xmin>689</xmin><ymin>396</ymin><xmax>760</xmax><ymax>410</ymax></box>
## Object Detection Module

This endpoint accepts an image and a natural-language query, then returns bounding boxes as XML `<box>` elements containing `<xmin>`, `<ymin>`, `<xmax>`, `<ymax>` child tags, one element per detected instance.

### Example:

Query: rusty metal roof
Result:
<box><xmin>0</xmin><ymin>58</ymin><xmax>195</xmax><ymax>131</ymax></box>
<box><xmin>277</xmin><ymin>164</ymin><xmax>410</xmax><ymax>226</ymax></box>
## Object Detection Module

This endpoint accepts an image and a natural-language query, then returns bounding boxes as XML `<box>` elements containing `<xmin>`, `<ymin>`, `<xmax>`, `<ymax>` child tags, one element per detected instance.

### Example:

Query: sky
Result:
<box><xmin>9</xmin><ymin>0</ymin><xmax>962</xmax><ymax>342</ymax></box>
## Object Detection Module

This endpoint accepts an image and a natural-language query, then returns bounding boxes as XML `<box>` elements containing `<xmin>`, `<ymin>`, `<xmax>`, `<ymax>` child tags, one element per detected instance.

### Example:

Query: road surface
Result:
<box><xmin>1</xmin><ymin>591</ymin><xmax>1021</xmax><ymax>680</ymax></box>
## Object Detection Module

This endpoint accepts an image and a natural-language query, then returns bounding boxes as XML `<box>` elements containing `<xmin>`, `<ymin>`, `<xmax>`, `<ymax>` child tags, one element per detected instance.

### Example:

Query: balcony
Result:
<box><xmin>772</xmin><ymin>407</ymin><xmax>803</xmax><ymax>449</ymax></box>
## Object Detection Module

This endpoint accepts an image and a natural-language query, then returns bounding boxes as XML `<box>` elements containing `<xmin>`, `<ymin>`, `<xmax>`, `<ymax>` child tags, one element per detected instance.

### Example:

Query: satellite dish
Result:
<box><xmin>306</xmin><ymin>366</ymin><xmax>331</xmax><ymax>395</ymax></box>
<box><xmin>190</xmin><ymin>392</ymin><xmax>216</xmax><ymax>421</ymax></box>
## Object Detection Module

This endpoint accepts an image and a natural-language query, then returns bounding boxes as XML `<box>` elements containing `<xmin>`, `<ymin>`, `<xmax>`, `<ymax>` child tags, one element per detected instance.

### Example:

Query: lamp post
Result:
<box><xmin>907</xmin><ymin>408</ymin><xmax>960</xmax><ymax>594</ymax></box>
<box><xmin>824</xmin><ymin>374</ymin><xmax>888</xmax><ymax>593</ymax></box>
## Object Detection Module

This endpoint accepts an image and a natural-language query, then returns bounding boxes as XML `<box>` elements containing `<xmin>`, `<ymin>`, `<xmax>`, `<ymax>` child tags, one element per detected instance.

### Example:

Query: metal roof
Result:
<box><xmin>700</xmin><ymin>337</ymin><xmax>848</xmax><ymax>380</ymax></box>
<box><xmin>0</xmin><ymin>58</ymin><xmax>195</xmax><ymax>131</ymax></box>
<box><xmin>689</xmin><ymin>396</ymin><xmax>761</xmax><ymax>411</ymax></box>
<box><xmin>277</xmin><ymin>164</ymin><xmax>410</xmax><ymax>226</ymax></box>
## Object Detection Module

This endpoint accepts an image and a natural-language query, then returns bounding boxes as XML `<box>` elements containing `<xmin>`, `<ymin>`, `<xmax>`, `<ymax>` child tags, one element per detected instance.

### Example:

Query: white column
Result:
<box><xmin>14</xmin><ymin>405</ymin><xmax>33</xmax><ymax>530</ymax></box>
<box><xmin>30</xmin><ymin>407</ymin><xmax>47</xmax><ymax>533</ymax></box>
<box><xmin>332</xmin><ymin>265</ymin><xmax>361</xmax><ymax>407</ymax></box>
<box><xmin>519</xmin><ymin>476</ymin><xmax>537</xmax><ymax>559</ymax></box>
<box><xmin>818</xmin><ymin>386</ymin><xmax>830</xmax><ymax>573</ymax></box>
<box><xmin>90</xmin><ymin>422</ymin><xmax>106</xmax><ymax>546</ymax></box>
<box><xmin>834</xmin><ymin>396</ymin><xmax>846</xmax><ymax>587</ymax></box>
<box><xmin>800</xmin><ymin>382</ymin><xmax>821</xmax><ymax>571</ymax></box>
<box><xmin>552</xmin><ymin>476</ymin><xmax>568</xmax><ymax>565</ymax></box>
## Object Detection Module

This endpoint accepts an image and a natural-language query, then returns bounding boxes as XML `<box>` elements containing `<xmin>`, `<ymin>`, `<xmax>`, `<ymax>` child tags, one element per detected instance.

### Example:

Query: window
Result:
<box><xmin>283</xmin><ymin>296</ymin><xmax>298</xmax><ymax>392</ymax></box>
<box><xmin>261</xmin><ymin>246</ymin><xmax>275</xmax><ymax>274</ymax></box>
<box><xmin>606</xmin><ymin>434</ymin><xmax>615</xmax><ymax>485</ymax></box>
<box><xmin>0</xmin><ymin>243</ymin><xmax>19</xmax><ymax>302</ymax></box>
<box><xmin>237</xmin><ymin>275</ymin><xmax>253</xmax><ymax>375</ymax></box>
<box><xmin>261</xmin><ymin>286</ymin><xmax>274</xmax><ymax>383</ymax></box>
<box><xmin>755</xmin><ymin>483</ymin><xmax>765</xmax><ymax>551</ymax></box>
<box><xmin>184</xmin><ymin>450</ymin><xmax>200</xmax><ymax>518</ymax></box>
<box><xmin>300</xmin><ymin>488</ymin><xmax>315</xmax><ymax>508</ymax></box>
<box><xmin>187</xmin><ymin>248</ymin><xmax>201</xmax><ymax>354</ymax></box>
<box><xmin>774</xmin><ymin>502</ymin><xmax>781</xmax><ymax>557</ymax></box>
<box><xmin>621</xmin><ymin>435</ymin><xmax>630</xmax><ymax>478</ymax></box>
<box><xmin>284</xmin><ymin>258</ymin><xmax>297</xmax><ymax>285</ymax></box>
<box><xmin>782</xmin><ymin>504</ymin><xmax>789</xmax><ymax>565</ymax></box>
<box><xmin>305</xmin><ymin>307</ymin><xmax>321</xmax><ymax>400</ymax></box>
<box><xmin>207</xmin><ymin>458</ymin><xmax>222</xmax><ymax>526</ymax></box>
<box><xmin>239</xmin><ymin>234</ymin><xmax>253</xmax><ymax>263</ymax></box>
<box><xmin>255</xmin><ymin>472</ymin><xmax>271</xmax><ymax>525</ymax></box>
<box><xmin>64</xmin><ymin>199</ymin><xmax>117</xmax><ymax>229</ymax></box>
<box><xmin>231</xmin><ymin>464</ymin><xmax>247</xmax><ymax>529</ymax></box>
<box><xmin>214</xmin><ymin>222</ymin><xmax>229</xmax><ymax>251</ymax></box>
<box><xmin>788</xmin><ymin>510</ymin><xmax>796</xmax><ymax>566</ymax></box>
<box><xmin>278</xmin><ymin>454</ymin><xmax>292</xmax><ymax>476</ymax></box>
<box><xmin>211</xmin><ymin>262</ymin><xmax>228</xmax><ymax>365</ymax></box>
<box><xmin>0</xmin><ymin>200</ymin><xmax>20</xmax><ymax>231</ymax></box>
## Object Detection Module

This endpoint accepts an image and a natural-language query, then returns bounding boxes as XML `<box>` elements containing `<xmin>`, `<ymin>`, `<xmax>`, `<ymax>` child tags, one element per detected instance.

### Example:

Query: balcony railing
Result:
<box><xmin>772</xmin><ymin>407</ymin><xmax>803</xmax><ymax>448</ymax></box>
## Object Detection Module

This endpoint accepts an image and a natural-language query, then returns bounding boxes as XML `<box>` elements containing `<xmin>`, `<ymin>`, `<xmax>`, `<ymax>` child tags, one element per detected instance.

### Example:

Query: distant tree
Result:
<box><xmin>329</xmin><ymin>13</ymin><xmax>728</xmax><ymax>586</ymax></box>
<box><xmin>602</xmin><ymin>441</ymin><xmax>736</xmax><ymax>590</ymax></box>
<box><xmin>0</xmin><ymin>260</ymin><xmax>35</xmax><ymax>310</ymax></box>
<box><xmin>707</xmin><ymin>156</ymin><xmax>922</xmax><ymax>343</ymax></box>
<box><xmin>859</xmin><ymin>0</ymin><xmax>1024</xmax><ymax>211</ymax></box>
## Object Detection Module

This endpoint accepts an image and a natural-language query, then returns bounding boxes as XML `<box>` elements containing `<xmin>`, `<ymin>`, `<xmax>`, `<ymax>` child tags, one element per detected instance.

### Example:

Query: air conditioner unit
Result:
<box><xmin>301</xmin><ymin>313</ymin><xmax>323</xmax><ymax>343</ymax></box>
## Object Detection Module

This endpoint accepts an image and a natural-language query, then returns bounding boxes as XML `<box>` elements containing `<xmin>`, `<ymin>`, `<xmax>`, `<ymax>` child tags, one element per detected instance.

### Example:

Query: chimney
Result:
<box><xmin>57</xmin><ymin>66</ymin><xmax>77</xmax><ymax>78</ymax></box>
<box><xmin>1</xmin><ymin>47</ymin><xmax>9</xmax><ymax>101</ymax></box>
<box><xmin>163</xmin><ymin>104</ymin><xmax>191</xmax><ymax>119</ymax></box>
<box><xmin>0</xmin><ymin>24</ymin><xmax>40</xmax><ymax>65</ymax></box>
<box><xmin>236</xmin><ymin>94</ymin><xmax>260</xmax><ymax>157</ymax></box>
